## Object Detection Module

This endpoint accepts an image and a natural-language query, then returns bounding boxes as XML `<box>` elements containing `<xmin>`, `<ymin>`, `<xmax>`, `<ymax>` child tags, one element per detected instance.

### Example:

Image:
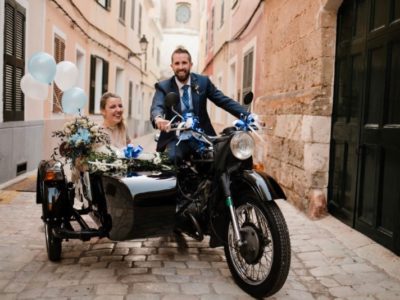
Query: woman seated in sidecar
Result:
<box><xmin>99</xmin><ymin>92</ymin><xmax>132</xmax><ymax>151</ymax></box>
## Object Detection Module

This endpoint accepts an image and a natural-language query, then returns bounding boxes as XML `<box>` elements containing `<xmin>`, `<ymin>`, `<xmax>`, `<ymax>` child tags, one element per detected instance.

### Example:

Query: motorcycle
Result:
<box><xmin>36</xmin><ymin>92</ymin><xmax>291</xmax><ymax>298</ymax></box>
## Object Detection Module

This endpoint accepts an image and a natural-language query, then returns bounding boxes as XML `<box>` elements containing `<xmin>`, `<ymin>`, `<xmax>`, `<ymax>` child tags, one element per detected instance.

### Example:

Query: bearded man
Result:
<box><xmin>150</xmin><ymin>47</ymin><xmax>249</xmax><ymax>163</ymax></box>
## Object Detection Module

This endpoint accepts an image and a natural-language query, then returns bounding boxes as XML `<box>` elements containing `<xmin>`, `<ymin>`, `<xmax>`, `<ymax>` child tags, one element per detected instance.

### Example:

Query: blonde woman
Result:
<box><xmin>100</xmin><ymin>92</ymin><xmax>131</xmax><ymax>150</ymax></box>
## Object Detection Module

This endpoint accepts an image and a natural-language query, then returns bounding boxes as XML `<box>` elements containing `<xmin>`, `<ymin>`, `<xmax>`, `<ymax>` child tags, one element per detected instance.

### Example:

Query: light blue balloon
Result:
<box><xmin>28</xmin><ymin>52</ymin><xmax>56</xmax><ymax>84</ymax></box>
<box><xmin>61</xmin><ymin>87</ymin><xmax>87</xmax><ymax>114</ymax></box>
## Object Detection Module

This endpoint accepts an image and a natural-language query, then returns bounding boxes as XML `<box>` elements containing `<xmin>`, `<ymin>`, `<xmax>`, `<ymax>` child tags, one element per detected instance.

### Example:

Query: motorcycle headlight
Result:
<box><xmin>230</xmin><ymin>132</ymin><xmax>254</xmax><ymax>160</ymax></box>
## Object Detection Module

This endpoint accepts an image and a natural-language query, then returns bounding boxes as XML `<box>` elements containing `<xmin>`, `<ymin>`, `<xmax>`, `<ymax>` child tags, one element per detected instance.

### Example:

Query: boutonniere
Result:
<box><xmin>191</xmin><ymin>84</ymin><xmax>200</xmax><ymax>95</ymax></box>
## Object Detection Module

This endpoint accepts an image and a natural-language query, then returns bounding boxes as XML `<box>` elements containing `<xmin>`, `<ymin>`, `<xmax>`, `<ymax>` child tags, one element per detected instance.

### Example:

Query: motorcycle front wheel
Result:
<box><xmin>45</xmin><ymin>223</ymin><xmax>62</xmax><ymax>261</ymax></box>
<box><xmin>224</xmin><ymin>192</ymin><xmax>291</xmax><ymax>298</ymax></box>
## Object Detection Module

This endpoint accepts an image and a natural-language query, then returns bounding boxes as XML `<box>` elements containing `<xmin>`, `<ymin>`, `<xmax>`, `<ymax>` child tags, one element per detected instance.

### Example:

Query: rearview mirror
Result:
<box><xmin>165</xmin><ymin>92</ymin><xmax>179</xmax><ymax>109</ymax></box>
<box><xmin>243</xmin><ymin>92</ymin><xmax>253</xmax><ymax>105</ymax></box>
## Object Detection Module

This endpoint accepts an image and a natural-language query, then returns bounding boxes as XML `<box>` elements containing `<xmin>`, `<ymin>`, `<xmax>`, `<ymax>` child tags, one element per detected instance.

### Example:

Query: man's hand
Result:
<box><xmin>155</xmin><ymin>117</ymin><xmax>171</xmax><ymax>132</ymax></box>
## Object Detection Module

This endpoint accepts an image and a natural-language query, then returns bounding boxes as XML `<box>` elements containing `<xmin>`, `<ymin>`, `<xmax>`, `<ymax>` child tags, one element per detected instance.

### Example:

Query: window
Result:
<box><xmin>176</xmin><ymin>3</ymin><xmax>191</xmax><ymax>24</ymax></box>
<box><xmin>138</xmin><ymin>4</ymin><xmax>142</xmax><ymax>37</ymax></box>
<box><xmin>210</xmin><ymin>7</ymin><xmax>215</xmax><ymax>48</ymax></box>
<box><xmin>115</xmin><ymin>67</ymin><xmax>124</xmax><ymax>97</ymax></box>
<box><xmin>130</xmin><ymin>0</ymin><xmax>135</xmax><ymax>29</ymax></box>
<box><xmin>89</xmin><ymin>55</ymin><xmax>109</xmax><ymax>114</ymax></box>
<box><xmin>128</xmin><ymin>81</ymin><xmax>133</xmax><ymax>117</ymax></box>
<box><xmin>75</xmin><ymin>48</ymin><xmax>85</xmax><ymax>88</ymax></box>
<box><xmin>220</xmin><ymin>0</ymin><xmax>224</xmax><ymax>28</ymax></box>
<box><xmin>119</xmin><ymin>0</ymin><xmax>126</xmax><ymax>23</ymax></box>
<box><xmin>3</xmin><ymin>0</ymin><xmax>25</xmax><ymax>122</ymax></box>
<box><xmin>53</xmin><ymin>35</ymin><xmax>65</xmax><ymax>113</ymax></box>
<box><xmin>96</xmin><ymin>0</ymin><xmax>111</xmax><ymax>10</ymax></box>
<box><xmin>242</xmin><ymin>49</ymin><xmax>254</xmax><ymax>102</ymax></box>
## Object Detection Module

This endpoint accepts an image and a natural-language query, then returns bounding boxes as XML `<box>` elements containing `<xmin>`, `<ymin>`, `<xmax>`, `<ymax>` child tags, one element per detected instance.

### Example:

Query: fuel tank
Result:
<box><xmin>101</xmin><ymin>171</ymin><xmax>177</xmax><ymax>241</ymax></box>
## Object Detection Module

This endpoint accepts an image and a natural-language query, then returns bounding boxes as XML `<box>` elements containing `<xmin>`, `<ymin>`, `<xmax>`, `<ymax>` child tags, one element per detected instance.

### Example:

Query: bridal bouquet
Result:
<box><xmin>52</xmin><ymin>116</ymin><xmax>173</xmax><ymax>173</ymax></box>
<box><xmin>52</xmin><ymin>116</ymin><xmax>111</xmax><ymax>167</ymax></box>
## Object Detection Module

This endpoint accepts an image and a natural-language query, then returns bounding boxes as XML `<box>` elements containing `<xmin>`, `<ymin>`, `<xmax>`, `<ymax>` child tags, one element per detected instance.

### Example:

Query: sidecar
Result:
<box><xmin>36</xmin><ymin>159</ymin><xmax>178</xmax><ymax>261</ymax></box>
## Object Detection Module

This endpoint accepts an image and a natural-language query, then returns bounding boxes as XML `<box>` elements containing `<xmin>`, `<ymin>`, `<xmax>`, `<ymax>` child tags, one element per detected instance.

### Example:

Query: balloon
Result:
<box><xmin>61</xmin><ymin>87</ymin><xmax>87</xmax><ymax>114</ymax></box>
<box><xmin>20</xmin><ymin>73</ymin><xmax>49</xmax><ymax>100</ymax></box>
<box><xmin>54</xmin><ymin>61</ymin><xmax>79</xmax><ymax>91</ymax></box>
<box><xmin>28</xmin><ymin>52</ymin><xmax>56</xmax><ymax>84</ymax></box>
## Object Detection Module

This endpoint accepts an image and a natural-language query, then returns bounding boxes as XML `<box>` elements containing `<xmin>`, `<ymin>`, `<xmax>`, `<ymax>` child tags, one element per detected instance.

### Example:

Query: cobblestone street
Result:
<box><xmin>0</xmin><ymin>189</ymin><xmax>399</xmax><ymax>299</ymax></box>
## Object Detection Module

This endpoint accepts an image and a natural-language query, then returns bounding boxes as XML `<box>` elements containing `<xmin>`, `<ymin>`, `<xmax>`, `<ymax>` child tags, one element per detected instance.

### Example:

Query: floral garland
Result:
<box><xmin>52</xmin><ymin>116</ymin><xmax>174</xmax><ymax>173</ymax></box>
<box><xmin>86</xmin><ymin>151</ymin><xmax>173</xmax><ymax>173</ymax></box>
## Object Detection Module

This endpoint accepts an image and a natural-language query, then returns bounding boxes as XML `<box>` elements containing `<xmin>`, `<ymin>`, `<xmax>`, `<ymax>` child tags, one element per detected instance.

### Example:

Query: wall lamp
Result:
<box><xmin>128</xmin><ymin>34</ymin><xmax>149</xmax><ymax>59</ymax></box>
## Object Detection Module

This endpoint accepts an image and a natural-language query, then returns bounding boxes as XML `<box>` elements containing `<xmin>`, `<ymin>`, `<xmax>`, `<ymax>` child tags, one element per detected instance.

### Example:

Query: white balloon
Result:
<box><xmin>54</xmin><ymin>61</ymin><xmax>79</xmax><ymax>91</ymax></box>
<box><xmin>20</xmin><ymin>73</ymin><xmax>49</xmax><ymax>100</ymax></box>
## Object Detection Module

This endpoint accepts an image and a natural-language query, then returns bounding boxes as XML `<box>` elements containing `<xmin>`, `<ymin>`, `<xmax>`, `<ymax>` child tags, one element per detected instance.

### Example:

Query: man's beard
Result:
<box><xmin>175</xmin><ymin>69</ymin><xmax>190</xmax><ymax>82</ymax></box>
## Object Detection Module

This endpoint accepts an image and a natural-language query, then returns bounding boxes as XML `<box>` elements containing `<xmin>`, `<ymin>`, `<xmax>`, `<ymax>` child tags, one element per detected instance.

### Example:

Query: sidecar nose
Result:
<box><xmin>101</xmin><ymin>171</ymin><xmax>177</xmax><ymax>241</ymax></box>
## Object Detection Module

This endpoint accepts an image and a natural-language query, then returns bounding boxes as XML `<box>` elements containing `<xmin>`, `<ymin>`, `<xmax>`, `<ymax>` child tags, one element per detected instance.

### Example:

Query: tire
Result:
<box><xmin>45</xmin><ymin>223</ymin><xmax>62</xmax><ymax>262</ymax></box>
<box><xmin>224</xmin><ymin>192</ymin><xmax>291</xmax><ymax>298</ymax></box>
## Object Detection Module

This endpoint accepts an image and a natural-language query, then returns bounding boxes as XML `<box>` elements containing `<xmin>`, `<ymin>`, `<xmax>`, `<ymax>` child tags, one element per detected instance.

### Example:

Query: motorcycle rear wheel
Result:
<box><xmin>45</xmin><ymin>223</ymin><xmax>62</xmax><ymax>261</ymax></box>
<box><xmin>224</xmin><ymin>192</ymin><xmax>291</xmax><ymax>298</ymax></box>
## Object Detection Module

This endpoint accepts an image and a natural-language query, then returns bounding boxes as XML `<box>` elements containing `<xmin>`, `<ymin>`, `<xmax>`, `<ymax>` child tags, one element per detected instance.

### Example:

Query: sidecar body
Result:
<box><xmin>37</xmin><ymin>159</ymin><xmax>178</xmax><ymax>247</ymax></box>
<box><xmin>100</xmin><ymin>172</ymin><xmax>177</xmax><ymax>240</ymax></box>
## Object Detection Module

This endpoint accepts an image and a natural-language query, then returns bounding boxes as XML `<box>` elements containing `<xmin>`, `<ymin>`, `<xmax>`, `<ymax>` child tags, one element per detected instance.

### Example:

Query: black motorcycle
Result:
<box><xmin>36</xmin><ymin>92</ymin><xmax>291</xmax><ymax>298</ymax></box>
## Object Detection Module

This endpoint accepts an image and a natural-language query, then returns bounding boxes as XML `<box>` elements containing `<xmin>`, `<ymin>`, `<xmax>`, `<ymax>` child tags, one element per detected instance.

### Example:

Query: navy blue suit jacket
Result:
<box><xmin>150</xmin><ymin>73</ymin><xmax>249</xmax><ymax>152</ymax></box>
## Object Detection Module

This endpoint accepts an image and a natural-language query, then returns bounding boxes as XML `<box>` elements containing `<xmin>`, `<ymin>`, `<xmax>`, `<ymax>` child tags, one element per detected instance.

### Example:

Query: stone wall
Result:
<box><xmin>256</xmin><ymin>0</ymin><xmax>343</xmax><ymax>216</ymax></box>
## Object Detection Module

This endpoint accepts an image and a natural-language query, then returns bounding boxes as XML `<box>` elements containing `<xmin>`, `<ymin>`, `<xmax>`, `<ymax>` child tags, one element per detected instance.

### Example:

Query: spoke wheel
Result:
<box><xmin>224</xmin><ymin>193</ymin><xmax>291</xmax><ymax>298</ymax></box>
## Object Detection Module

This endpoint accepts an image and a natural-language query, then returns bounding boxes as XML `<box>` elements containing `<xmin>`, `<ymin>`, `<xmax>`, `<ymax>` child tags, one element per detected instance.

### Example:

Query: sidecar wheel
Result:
<box><xmin>224</xmin><ymin>192</ymin><xmax>291</xmax><ymax>298</ymax></box>
<box><xmin>45</xmin><ymin>224</ymin><xmax>62</xmax><ymax>261</ymax></box>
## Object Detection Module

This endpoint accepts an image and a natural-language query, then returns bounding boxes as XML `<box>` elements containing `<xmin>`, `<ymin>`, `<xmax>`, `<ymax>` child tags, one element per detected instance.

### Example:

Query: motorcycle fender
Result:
<box><xmin>209</xmin><ymin>170</ymin><xmax>286</xmax><ymax>248</ymax></box>
<box><xmin>233</xmin><ymin>170</ymin><xmax>286</xmax><ymax>201</ymax></box>
<box><xmin>37</xmin><ymin>160</ymin><xmax>70</xmax><ymax>222</ymax></box>
<box><xmin>37</xmin><ymin>160</ymin><xmax>66</xmax><ymax>203</ymax></box>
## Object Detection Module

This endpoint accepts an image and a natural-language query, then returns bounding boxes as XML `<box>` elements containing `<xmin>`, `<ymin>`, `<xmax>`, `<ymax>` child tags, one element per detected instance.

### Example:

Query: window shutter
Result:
<box><xmin>102</xmin><ymin>60</ymin><xmax>109</xmax><ymax>94</ymax></box>
<box><xmin>242</xmin><ymin>49</ymin><xmax>254</xmax><ymax>101</ymax></box>
<box><xmin>3</xmin><ymin>0</ymin><xmax>25</xmax><ymax>121</ymax></box>
<box><xmin>128</xmin><ymin>81</ymin><xmax>133</xmax><ymax>117</ymax></box>
<box><xmin>53</xmin><ymin>35</ymin><xmax>65</xmax><ymax>113</ymax></box>
<box><xmin>89</xmin><ymin>55</ymin><xmax>96</xmax><ymax>114</ymax></box>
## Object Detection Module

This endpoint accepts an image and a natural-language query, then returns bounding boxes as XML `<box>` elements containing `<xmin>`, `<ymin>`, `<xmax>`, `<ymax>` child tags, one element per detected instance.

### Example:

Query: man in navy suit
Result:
<box><xmin>150</xmin><ymin>47</ymin><xmax>249</xmax><ymax>162</ymax></box>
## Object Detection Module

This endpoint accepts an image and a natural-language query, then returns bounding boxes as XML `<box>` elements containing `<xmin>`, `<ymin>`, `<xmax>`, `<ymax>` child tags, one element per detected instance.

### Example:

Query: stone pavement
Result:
<box><xmin>0</xmin><ymin>189</ymin><xmax>399</xmax><ymax>300</ymax></box>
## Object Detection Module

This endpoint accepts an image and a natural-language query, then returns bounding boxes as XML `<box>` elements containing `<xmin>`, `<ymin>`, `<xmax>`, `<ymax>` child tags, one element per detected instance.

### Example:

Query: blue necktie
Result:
<box><xmin>182</xmin><ymin>85</ymin><xmax>190</xmax><ymax>111</ymax></box>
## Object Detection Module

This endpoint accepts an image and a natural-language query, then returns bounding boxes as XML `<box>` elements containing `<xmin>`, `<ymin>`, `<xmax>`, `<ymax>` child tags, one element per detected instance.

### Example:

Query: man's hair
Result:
<box><xmin>171</xmin><ymin>47</ymin><xmax>192</xmax><ymax>63</ymax></box>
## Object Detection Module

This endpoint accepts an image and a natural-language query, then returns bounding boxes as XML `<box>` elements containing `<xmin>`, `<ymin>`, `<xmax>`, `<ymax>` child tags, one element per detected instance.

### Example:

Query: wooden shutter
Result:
<box><xmin>3</xmin><ymin>0</ymin><xmax>25</xmax><ymax>121</ymax></box>
<box><xmin>128</xmin><ymin>81</ymin><xmax>133</xmax><ymax>117</ymax></box>
<box><xmin>89</xmin><ymin>55</ymin><xmax>96</xmax><ymax>114</ymax></box>
<box><xmin>102</xmin><ymin>60</ymin><xmax>109</xmax><ymax>94</ymax></box>
<box><xmin>53</xmin><ymin>35</ymin><xmax>65</xmax><ymax>113</ymax></box>
<box><xmin>88</xmin><ymin>56</ymin><xmax>108</xmax><ymax>114</ymax></box>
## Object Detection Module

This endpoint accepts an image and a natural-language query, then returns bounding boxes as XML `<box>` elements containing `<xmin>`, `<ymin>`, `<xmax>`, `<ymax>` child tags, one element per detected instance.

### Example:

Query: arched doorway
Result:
<box><xmin>329</xmin><ymin>0</ymin><xmax>400</xmax><ymax>255</ymax></box>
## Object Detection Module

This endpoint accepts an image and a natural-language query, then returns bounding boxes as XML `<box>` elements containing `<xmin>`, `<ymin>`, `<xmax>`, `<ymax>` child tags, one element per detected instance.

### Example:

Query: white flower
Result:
<box><xmin>78</xmin><ymin>118</ymin><xmax>87</xmax><ymax>125</ymax></box>
<box><xmin>153</xmin><ymin>153</ymin><xmax>162</xmax><ymax>165</ymax></box>
<box><xmin>137</xmin><ymin>152</ymin><xmax>155</xmax><ymax>161</ymax></box>
<box><xmin>90</xmin><ymin>125</ymin><xmax>99</xmax><ymax>133</ymax></box>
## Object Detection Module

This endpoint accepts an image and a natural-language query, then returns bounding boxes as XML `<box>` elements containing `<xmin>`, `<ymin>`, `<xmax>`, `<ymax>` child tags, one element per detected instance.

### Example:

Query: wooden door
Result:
<box><xmin>329</xmin><ymin>0</ymin><xmax>400</xmax><ymax>255</ymax></box>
